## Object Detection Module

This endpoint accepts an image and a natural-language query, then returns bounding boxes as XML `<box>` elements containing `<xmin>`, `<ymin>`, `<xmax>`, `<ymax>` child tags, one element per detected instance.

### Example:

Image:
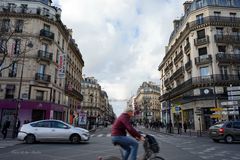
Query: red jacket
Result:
<box><xmin>111</xmin><ymin>113</ymin><xmax>141</xmax><ymax>139</ymax></box>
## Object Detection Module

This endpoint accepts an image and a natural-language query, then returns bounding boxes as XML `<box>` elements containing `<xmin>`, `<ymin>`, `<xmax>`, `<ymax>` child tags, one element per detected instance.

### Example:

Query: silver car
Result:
<box><xmin>18</xmin><ymin>119</ymin><xmax>90</xmax><ymax>144</ymax></box>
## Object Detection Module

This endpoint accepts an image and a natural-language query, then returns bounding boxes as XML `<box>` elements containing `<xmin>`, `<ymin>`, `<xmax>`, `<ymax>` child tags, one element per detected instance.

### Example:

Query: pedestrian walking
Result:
<box><xmin>15</xmin><ymin>119</ymin><xmax>21</xmax><ymax>137</ymax></box>
<box><xmin>1</xmin><ymin>118</ymin><xmax>11</xmax><ymax>139</ymax></box>
<box><xmin>183</xmin><ymin>121</ymin><xmax>187</xmax><ymax>133</ymax></box>
<box><xmin>177</xmin><ymin>122</ymin><xmax>182</xmax><ymax>134</ymax></box>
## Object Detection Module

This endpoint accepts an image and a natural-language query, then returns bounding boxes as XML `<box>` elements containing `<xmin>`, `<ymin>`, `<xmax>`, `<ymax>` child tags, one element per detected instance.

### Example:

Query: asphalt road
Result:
<box><xmin>0</xmin><ymin>126</ymin><xmax>239</xmax><ymax>160</ymax></box>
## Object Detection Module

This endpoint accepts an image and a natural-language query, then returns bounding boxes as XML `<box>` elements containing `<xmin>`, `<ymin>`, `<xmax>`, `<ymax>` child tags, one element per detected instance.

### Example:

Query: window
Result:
<box><xmin>200</xmin><ymin>66</ymin><xmax>209</xmax><ymax>77</ymax></box>
<box><xmin>33</xmin><ymin>121</ymin><xmax>51</xmax><ymax>128</ymax></box>
<box><xmin>196</xmin><ymin>0</ymin><xmax>203</xmax><ymax>9</ymax></box>
<box><xmin>233</xmin><ymin>122</ymin><xmax>240</xmax><ymax>129</ymax></box>
<box><xmin>9</xmin><ymin>62</ymin><xmax>17</xmax><ymax>77</ymax></box>
<box><xmin>38</xmin><ymin>64</ymin><xmax>45</xmax><ymax>74</ymax></box>
<box><xmin>218</xmin><ymin>46</ymin><xmax>226</xmax><ymax>53</ymax></box>
<box><xmin>51</xmin><ymin>121</ymin><xmax>68</xmax><ymax>129</ymax></box>
<box><xmin>43</xmin><ymin>8</ymin><xmax>50</xmax><ymax>16</ymax></box>
<box><xmin>5</xmin><ymin>85</ymin><xmax>15</xmax><ymax>99</ymax></box>
<box><xmin>1</xmin><ymin>19</ymin><xmax>10</xmax><ymax>32</ymax></box>
<box><xmin>197</xmin><ymin>29</ymin><xmax>205</xmax><ymax>39</ymax></box>
<box><xmin>216</xmin><ymin>27</ymin><xmax>223</xmax><ymax>35</ymax></box>
<box><xmin>43</xmin><ymin>24</ymin><xmax>50</xmax><ymax>32</ymax></box>
<box><xmin>230</xmin><ymin>13</ymin><xmax>236</xmax><ymax>21</ymax></box>
<box><xmin>227</xmin><ymin>0</ymin><xmax>234</xmax><ymax>6</ymax></box>
<box><xmin>196</xmin><ymin>14</ymin><xmax>204</xmax><ymax>24</ymax></box>
<box><xmin>198</xmin><ymin>47</ymin><xmax>207</xmax><ymax>57</ymax></box>
<box><xmin>36</xmin><ymin>90</ymin><xmax>44</xmax><ymax>100</ymax></box>
<box><xmin>15</xmin><ymin>20</ymin><xmax>23</xmax><ymax>33</ymax></box>
<box><xmin>62</xmin><ymin>39</ymin><xmax>65</xmax><ymax>51</ymax></box>
<box><xmin>226</xmin><ymin>122</ymin><xmax>232</xmax><ymax>128</ymax></box>
<box><xmin>20</xmin><ymin>4</ymin><xmax>28</xmax><ymax>13</ymax></box>
<box><xmin>14</xmin><ymin>39</ymin><xmax>21</xmax><ymax>55</ymax></box>
<box><xmin>214</xmin><ymin>11</ymin><xmax>221</xmax><ymax>20</ymax></box>
<box><xmin>42</xmin><ymin>43</ymin><xmax>48</xmax><ymax>55</ymax></box>
<box><xmin>220</xmin><ymin>66</ymin><xmax>228</xmax><ymax>80</ymax></box>
<box><xmin>0</xmin><ymin>39</ymin><xmax>7</xmax><ymax>53</ymax></box>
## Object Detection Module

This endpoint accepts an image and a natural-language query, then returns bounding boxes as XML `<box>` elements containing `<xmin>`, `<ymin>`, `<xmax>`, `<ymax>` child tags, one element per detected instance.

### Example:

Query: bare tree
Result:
<box><xmin>0</xmin><ymin>17</ymin><xmax>33</xmax><ymax>73</ymax></box>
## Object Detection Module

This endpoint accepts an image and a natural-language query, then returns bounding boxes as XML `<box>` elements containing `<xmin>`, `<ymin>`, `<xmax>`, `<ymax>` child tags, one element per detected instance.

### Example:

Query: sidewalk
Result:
<box><xmin>147</xmin><ymin>127</ymin><xmax>208</xmax><ymax>137</ymax></box>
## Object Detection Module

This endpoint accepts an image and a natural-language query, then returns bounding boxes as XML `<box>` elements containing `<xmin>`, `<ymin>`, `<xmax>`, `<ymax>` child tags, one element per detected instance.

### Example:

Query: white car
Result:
<box><xmin>18</xmin><ymin>119</ymin><xmax>90</xmax><ymax>144</ymax></box>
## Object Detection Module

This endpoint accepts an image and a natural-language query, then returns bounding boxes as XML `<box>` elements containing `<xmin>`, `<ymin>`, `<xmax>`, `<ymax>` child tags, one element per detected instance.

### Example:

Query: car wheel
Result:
<box><xmin>25</xmin><ymin>134</ymin><xmax>35</xmax><ymax>144</ymax></box>
<box><xmin>71</xmin><ymin>134</ymin><xmax>80</xmax><ymax>144</ymax></box>
<box><xmin>212</xmin><ymin>139</ymin><xmax>219</xmax><ymax>143</ymax></box>
<box><xmin>225</xmin><ymin>135</ymin><xmax>233</xmax><ymax>143</ymax></box>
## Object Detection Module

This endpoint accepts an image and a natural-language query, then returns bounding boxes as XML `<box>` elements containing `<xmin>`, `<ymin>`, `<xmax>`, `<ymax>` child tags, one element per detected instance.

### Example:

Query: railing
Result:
<box><xmin>174</xmin><ymin>50</ymin><xmax>183</xmax><ymax>64</ymax></box>
<box><xmin>170</xmin><ymin>66</ymin><xmax>184</xmax><ymax>81</ymax></box>
<box><xmin>37</xmin><ymin>50</ymin><xmax>53</xmax><ymax>62</ymax></box>
<box><xmin>189</xmin><ymin>16</ymin><xmax>240</xmax><ymax>29</ymax></box>
<box><xmin>0</xmin><ymin>6</ymin><xmax>57</xmax><ymax>21</ymax></box>
<box><xmin>35</xmin><ymin>73</ymin><xmax>51</xmax><ymax>83</ymax></box>
<box><xmin>214</xmin><ymin>34</ymin><xmax>240</xmax><ymax>44</ymax></box>
<box><xmin>184</xmin><ymin>43</ymin><xmax>190</xmax><ymax>53</ymax></box>
<box><xmin>195</xmin><ymin>55</ymin><xmax>212</xmax><ymax>65</ymax></box>
<box><xmin>185</xmin><ymin>60</ymin><xmax>192</xmax><ymax>71</ymax></box>
<box><xmin>65</xmin><ymin>85</ymin><xmax>83</xmax><ymax>101</ymax></box>
<box><xmin>194</xmin><ymin>36</ymin><xmax>209</xmax><ymax>46</ymax></box>
<box><xmin>40</xmin><ymin>29</ymin><xmax>54</xmax><ymax>41</ymax></box>
<box><xmin>160</xmin><ymin>74</ymin><xmax>240</xmax><ymax>101</ymax></box>
<box><xmin>216</xmin><ymin>52</ymin><xmax>240</xmax><ymax>63</ymax></box>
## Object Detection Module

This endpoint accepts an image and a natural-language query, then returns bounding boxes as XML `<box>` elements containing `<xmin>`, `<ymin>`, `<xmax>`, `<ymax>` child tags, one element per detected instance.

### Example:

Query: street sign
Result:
<box><xmin>210</xmin><ymin>114</ymin><xmax>221</xmax><ymax>119</ymax></box>
<box><xmin>221</xmin><ymin>101</ymin><xmax>238</xmax><ymax>106</ymax></box>
<box><xmin>210</xmin><ymin>107</ymin><xmax>223</xmax><ymax>111</ymax></box>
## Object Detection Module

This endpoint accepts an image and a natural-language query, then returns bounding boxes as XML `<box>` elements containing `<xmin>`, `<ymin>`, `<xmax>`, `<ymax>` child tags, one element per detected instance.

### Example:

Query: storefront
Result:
<box><xmin>0</xmin><ymin>100</ymin><xmax>67</xmax><ymax>128</ymax></box>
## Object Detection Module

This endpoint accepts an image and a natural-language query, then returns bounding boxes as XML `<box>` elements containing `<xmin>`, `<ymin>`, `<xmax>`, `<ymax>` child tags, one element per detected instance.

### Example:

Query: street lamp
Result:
<box><xmin>88</xmin><ymin>93</ymin><xmax>93</xmax><ymax>130</ymax></box>
<box><xmin>12</xmin><ymin>41</ymin><xmax>33</xmax><ymax>138</ymax></box>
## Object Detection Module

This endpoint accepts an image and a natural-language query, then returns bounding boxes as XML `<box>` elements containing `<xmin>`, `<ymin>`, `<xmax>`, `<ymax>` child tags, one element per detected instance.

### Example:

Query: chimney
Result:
<box><xmin>183</xmin><ymin>1</ymin><xmax>192</xmax><ymax>13</ymax></box>
<box><xmin>173</xmin><ymin>19</ymin><xmax>180</xmax><ymax>30</ymax></box>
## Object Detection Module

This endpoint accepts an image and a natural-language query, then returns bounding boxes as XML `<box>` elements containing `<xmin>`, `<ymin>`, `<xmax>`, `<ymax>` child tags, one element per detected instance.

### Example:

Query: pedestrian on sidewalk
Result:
<box><xmin>2</xmin><ymin>117</ymin><xmax>11</xmax><ymax>139</ymax></box>
<box><xmin>183</xmin><ymin>121</ymin><xmax>187</xmax><ymax>133</ymax></box>
<box><xmin>177</xmin><ymin>122</ymin><xmax>182</xmax><ymax>134</ymax></box>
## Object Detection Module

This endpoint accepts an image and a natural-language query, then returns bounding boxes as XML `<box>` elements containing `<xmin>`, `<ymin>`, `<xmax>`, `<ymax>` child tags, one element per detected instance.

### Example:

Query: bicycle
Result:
<box><xmin>98</xmin><ymin>133</ymin><xmax>165</xmax><ymax>160</ymax></box>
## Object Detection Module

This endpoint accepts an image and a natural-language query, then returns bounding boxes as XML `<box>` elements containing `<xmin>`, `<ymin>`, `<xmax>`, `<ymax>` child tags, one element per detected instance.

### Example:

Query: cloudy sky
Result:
<box><xmin>52</xmin><ymin>0</ymin><xmax>186</xmax><ymax>116</ymax></box>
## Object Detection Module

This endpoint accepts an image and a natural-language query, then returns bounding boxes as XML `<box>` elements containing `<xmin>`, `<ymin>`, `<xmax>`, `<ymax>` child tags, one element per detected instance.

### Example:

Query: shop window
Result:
<box><xmin>36</xmin><ymin>90</ymin><xmax>44</xmax><ymax>100</ymax></box>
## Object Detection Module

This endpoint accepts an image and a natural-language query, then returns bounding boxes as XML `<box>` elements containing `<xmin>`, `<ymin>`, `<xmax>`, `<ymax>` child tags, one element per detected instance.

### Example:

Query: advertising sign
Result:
<box><xmin>57</xmin><ymin>53</ymin><xmax>66</xmax><ymax>78</ymax></box>
<box><xmin>79</xmin><ymin>112</ymin><xmax>87</xmax><ymax>125</ymax></box>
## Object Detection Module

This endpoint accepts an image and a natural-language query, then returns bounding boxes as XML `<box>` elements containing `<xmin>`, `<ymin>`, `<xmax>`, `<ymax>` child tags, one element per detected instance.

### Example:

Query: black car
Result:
<box><xmin>209</xmin><ymin>120</ymin><xmax>240</xmax><ymax>143</ymax></box>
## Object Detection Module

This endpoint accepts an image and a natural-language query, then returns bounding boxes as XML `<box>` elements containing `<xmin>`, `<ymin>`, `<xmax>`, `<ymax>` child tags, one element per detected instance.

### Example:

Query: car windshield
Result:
<box><xmin>212</xmin><ymin>123</ymin><xmax>224</xmax><ymax>128</ymax></box>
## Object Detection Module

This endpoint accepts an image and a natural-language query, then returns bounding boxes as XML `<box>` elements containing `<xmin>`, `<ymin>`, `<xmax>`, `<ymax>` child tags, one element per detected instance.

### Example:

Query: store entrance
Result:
<box><xmin>32</xmin><ymin>109</ymin><xmax>46</xmax><ymax>121</ymax></box>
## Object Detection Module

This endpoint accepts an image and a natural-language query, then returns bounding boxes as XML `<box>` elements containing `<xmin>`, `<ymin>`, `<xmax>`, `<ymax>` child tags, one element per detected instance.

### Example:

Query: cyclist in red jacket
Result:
<box><xmin>111</xmin><ymin>107</ymin><xmax>145</xmax><ymax>160</ymax></box>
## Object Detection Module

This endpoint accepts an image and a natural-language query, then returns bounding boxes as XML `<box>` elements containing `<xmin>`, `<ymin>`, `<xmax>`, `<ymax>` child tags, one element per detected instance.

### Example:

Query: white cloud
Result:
<box><xmin>54</xmin><ymin>0</ymin><xmax>186</xmax><ymax>115</ymax></box>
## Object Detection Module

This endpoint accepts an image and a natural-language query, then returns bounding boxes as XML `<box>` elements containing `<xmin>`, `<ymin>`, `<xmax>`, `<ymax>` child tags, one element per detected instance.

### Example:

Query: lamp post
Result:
<box><xmin>88</xmin><ymin>93</ymin><xmax>93</xmax><ymax>130</ymax></box>
<box><xmin>12</xmin><ymin>41</ymin><xmax>33</xmax><ymax>138</ymax></box>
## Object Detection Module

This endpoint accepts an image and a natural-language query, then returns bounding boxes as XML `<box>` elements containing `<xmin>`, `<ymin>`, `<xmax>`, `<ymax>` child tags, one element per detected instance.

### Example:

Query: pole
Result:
<box><xmin>12</xmin><ymin>46</ymin><xmax>26</xmax><ymax>138</ymax></box>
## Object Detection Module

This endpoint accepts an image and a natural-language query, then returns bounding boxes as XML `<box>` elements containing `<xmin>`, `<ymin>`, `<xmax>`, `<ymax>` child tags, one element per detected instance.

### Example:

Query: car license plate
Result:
<box><xmin>212</xmin><ymin>131</ymin><xmax>217</xmax><ymax>134</ymax></box>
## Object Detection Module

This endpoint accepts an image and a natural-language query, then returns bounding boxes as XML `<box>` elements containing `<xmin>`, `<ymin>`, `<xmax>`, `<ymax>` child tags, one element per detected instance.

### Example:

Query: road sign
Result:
<box><xmin>210</xmin><ymin>114</ymin><xmax>221</xmax><ymax>119</ymax></box>
<box><xmin>221</xmin><ymin>101</ymin><xmax>238</xmax><ymax>106</ymax></box>
<box><xmin>210</xmin><ymin>107</ymin><xmax>223</xmax><ymax>111</ymax></box>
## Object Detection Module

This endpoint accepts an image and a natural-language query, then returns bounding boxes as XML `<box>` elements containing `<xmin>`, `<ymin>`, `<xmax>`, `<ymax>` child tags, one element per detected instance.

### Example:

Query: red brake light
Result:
<box><xmin>219</xmin><ymin>128</ymin><xmax>224</xmax><ymax>134</ymax></box>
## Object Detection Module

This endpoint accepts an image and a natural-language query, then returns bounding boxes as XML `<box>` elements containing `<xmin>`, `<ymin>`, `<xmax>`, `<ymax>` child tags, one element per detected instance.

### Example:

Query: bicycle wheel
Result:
<box><xmin>148</xmin><ymin>155</ymin><xmax>165</xmax><ymax>160</ymax></box>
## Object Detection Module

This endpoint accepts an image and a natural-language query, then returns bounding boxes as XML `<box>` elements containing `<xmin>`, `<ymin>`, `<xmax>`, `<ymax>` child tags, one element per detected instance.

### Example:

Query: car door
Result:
<box><xmin>32</xmin><ymin>121</ymin><xmax>52</xmax><ymax>140</ymax></box>
<box><xmin>232</xmin><ymin>122</ymin><xmax>240</xmax><ymax>140</ymax></box>
<box><xmin>50</xmin><ymin>121</ymin><xmax>71</xmax><ymax>141</ymax></box>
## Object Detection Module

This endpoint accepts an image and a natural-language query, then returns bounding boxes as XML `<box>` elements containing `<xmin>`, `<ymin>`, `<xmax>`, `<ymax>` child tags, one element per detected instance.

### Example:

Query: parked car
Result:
<box><xmin>209</xmin><ymin>120</ymin><xmax>240</xmax><ymax>143</ymax></box>
<box><xmin>18</xmin><ymin>119</ymin><xmax>90</xmax><ymax>144</ymax></box>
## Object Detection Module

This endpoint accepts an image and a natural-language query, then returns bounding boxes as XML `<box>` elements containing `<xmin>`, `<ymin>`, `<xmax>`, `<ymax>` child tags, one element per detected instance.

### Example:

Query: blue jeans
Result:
<box><xmin>112</xmin><ymin>136</ymin><xmax>139</xmax><ymax>160</ymax></box>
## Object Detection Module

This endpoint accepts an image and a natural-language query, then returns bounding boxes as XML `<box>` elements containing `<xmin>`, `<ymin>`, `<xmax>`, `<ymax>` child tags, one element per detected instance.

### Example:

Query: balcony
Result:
<box><xmin>40</xmin><ymin>29</ymin><xmax>54</xmax><ymax>41</ymax></box>
<box><xmin>189</xmin><ymin>16</ymin><xmax>240</xmax><ymax>29</ymax></box>
<box><xmin>174</xmin><ymin>50</ymin><xmax>183</xmax><ymax>64</ymax></box>
<box><xmin>184</xmin><ymin>43</ymin><xmax>190</xmax><ymax>53</ymax></box>
<box><xmin>194</xmin><ymin>36</ymin><xmax>209</xmax><ymax>46</ymax></box>
<box><xmin>35</xmin><ymin>73</ymin><xmax>51</xmax><ymax>83</ymax></box>
<box><xmin>216</xmin><ymin>53</ymin><xmax>240</xmax><ymax>63</ymax></box>
<box><xmin>185</xmin><ymin>60</ymin><xmax>192</xmax><ymax>71</ymax></box>
<box><xmin>195</xmin><ymin>55</ymin><xmax>212</xmax><ymax>65</ymax></box>
<box><xmin>170</xmin><ymin>66</ymin><xmax>184</xmax><ymax>81</ymax></box>
<box><xmin>160</xmin><ymin>74</ymin><xmax>240</xmax><ymax>102</ymax></box>
<box><xmin>37</xmin><ymin>50</ymin><xmax>53</xmax><ymax>63</ymax></box>
<box><xmin>214</xmin><ymin>34</ymin><xmax>240</xmax><ymax>44</ymax></box>
<box><xmin>65</xmin><ymin>84</ymin><xmax>83</xmax><ymax>101</ymax></box>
